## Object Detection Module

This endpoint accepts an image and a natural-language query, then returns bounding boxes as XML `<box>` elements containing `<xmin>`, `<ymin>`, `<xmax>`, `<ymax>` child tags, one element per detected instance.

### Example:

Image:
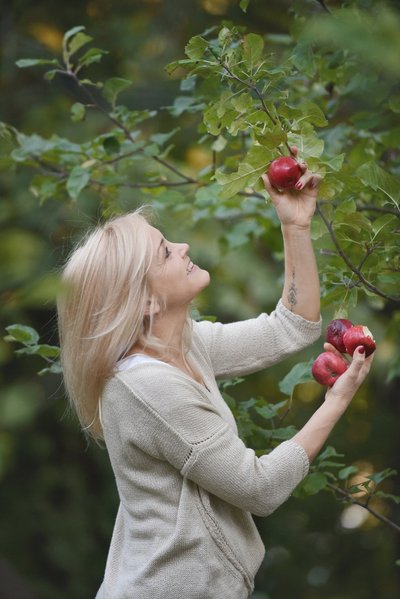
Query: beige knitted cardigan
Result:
<box><xmin>96</xmin><ymin>300</ymin><xmax>321</xmax><ymax>599</ymax></box>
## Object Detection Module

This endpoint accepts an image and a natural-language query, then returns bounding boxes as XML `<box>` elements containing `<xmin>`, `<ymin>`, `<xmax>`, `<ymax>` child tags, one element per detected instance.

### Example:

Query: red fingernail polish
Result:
<box><xmin>358</xmin><ymin>346</ymin><xmax>365</xmax><ymax>354</ymax></box>
<box><xmin>295</xmin><ymin>181</ymin><xmax>302</xmax><ymax>189</ymax></box>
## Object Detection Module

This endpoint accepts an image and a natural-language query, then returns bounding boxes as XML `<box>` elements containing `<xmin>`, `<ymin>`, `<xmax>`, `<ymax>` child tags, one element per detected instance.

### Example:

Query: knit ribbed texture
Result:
<box><xmin>96</xmin><ymin>300</ymin><xmax>321</xmax><ymax>598</ymax></box>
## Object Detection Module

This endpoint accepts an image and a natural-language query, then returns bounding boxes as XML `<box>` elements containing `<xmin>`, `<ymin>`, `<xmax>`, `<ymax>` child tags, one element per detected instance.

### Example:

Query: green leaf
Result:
<box><xmin>185</xmin><ymin>36</ymin><xmax>209</xmax><ymax>60</ymax></box>
<box><xmin>5</xmin><ymin>324</ymin><xmax>40</xmax><ymax>345</ymax></box>
<box><xmin>102</xmin><ymin>136</ymin><xmax>121</xmax><ymax>155</ymax></box>
<box><xmin>44</xmin><ymin>69</ymin><xmax>59</xmax><ymax>81</ymax></box>
<box><xmin>38</xmin><ymin>362</ymin><xmax>63</xmax><ymax>376</ymax></box>
<box><xmin>224</xmin><ymin>219</ymin><xmax>263</xmax><ymax>249</ymax></box>
<box><xmin>15</xmin><ymin>344</ymin><xmax>60</xmax><ymax>358</ymax></box>
<box><xmin>367</xmin><ymin>468</ymin><xmax>397</xmax><ymax>485</ymax></box>
<box><xmin>16</xmin><ymin>58</ymin><xmax>59</xmax><ymax>69</ymax></box>
<box><xmin>298</xmin><ymin>100</ymin><xmax>328</xmax><ymax>127</ymax></box>
<box><xmin>103</xmin><ymin>77</ymin><xmax>133</xmax><ymax>107</ymax></box>
<box><xmin>78</xmin><ymin>47</ymin><xmax>108</xmax><ymax>68</ymax></box>
<box><xmin>291</xmin><ymin>41</ymin><xmax>316</xmax><ymax>77</ymax></box>
<box><xmin>240</xmin><ymin>0</ymin><xmax>250</xmax><ymax>12</ymax></box>
<box><xmin>68</xmin><ymin>32</ymin><xmax>93</xmax><ymax>57</ymax></box>
<box><xmin>320</xmin><ymin>154</ymin><xmax>345</xmax><ymax>172</ymax></box>
<box><xmin>243</xmin><ymin>33</ymin><xmax>264</xmax><ymax>66</ymax></box>
<box><xmin>70</xmin><ymin>102</ymin><xmax>85</xmax><ymax>122</ymax></box>
<box><xmin>255</xmin><ymin>400</ymin><xmax>288</xmax><ymax>420</ymax></box>
<box><xmin>374</xmin><ymin>491</ymin><xmax>400</xmax><ymax>505</ymax></box>
<box><xmin>338</xmin><ymin>466</ymin><xmax>359</xmax><ymax>480</ymax></box>
<box><xmin>150</xmin><ymin>128</ymin><xmax>180</xmax><ymax>146</ymax></box>
<box><xmin>255</xmin><ymin>125</ymin><xmax>287</xmax><ymax>150</ymax></box>
<box><xmin>215</xmin><ymin>162</ymin><xmax>267</xmax><ymax>199</ymax></box>
<box><xmin>302</xmin><ymin>472</ymin><xmax>329</xmax><ymax>495</ymax></box>
<box><xmin>317</xmin><ymin>446</ymin><xmax>344</xmax><ymax>461</ymax></box>
<box><xmin>66</xmin><ymin>166</ymin><xmax>90</xmax><ymax>199</ymax></box>
<box><xmin>356</xmin><ymin>162</ymin><xmax>400</xmax><ymax>207</ymax></box>
<box><xmin>265</xmin><ymin>426</ymin><xmax>298</xmax><ymax>441</ymax></box>
<box><xmin>63</xmin><ymin>25</ymin><xmax>86</xmax><ymax>45</ymax></box>
<box><xmin>288</xmin><ymin>132</ymin><xmax>324</xmax><ymax>158</ymax></box>
<box><xmin>278</xmin><ymin>359</ymin><xmax>315</xmax><ymax>396</ymax></box>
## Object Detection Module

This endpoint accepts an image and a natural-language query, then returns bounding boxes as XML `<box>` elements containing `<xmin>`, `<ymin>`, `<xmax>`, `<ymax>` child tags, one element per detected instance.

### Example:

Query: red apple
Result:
<box><xmin>267</xmin><ymin>156</ymin><xmax>302</xmax><ymax>190</ymax></box>
<box><xmin>312</xmin><ymin>351</ymin><xmax>348</xmax><ymax>387</ymax></box>
<box><xmin>343</xmin><ymin>325</ymin><xmax>376</xmax><ymax>357</ymax></box>
<box><xmin>325</xmin><ymin>318</ymin><xmax>353</xmax><ymax>353</ymax></box>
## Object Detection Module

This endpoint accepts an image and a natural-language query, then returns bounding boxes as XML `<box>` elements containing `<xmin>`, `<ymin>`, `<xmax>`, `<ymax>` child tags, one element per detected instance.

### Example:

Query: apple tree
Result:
<box><xmin>1</xmin><ymin>0</ymin><xmax>400</xmax><ymax>593</ymax></box>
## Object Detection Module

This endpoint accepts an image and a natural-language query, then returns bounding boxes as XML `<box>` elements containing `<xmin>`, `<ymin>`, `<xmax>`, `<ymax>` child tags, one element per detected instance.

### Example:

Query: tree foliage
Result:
<box><xmin>1</xmin><ymin>1</ymin><xmax>400</xmax><ymax>597</ymax></box>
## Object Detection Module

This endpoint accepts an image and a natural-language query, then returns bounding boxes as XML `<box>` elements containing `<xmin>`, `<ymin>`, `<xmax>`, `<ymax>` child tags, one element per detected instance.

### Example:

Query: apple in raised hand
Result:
<box><xmin>325</xmin><ymin>318</ymin><xmax>353</xmax><ymax>353</ymax></box>
<box><xmin>267</xmin><ymin>156</ymin><xmax>302</xmax><ymax>190</ymax></box>
<box><xmin>312</xmin><ymin>351</ymin><xmax>348</xmax><ymax>387</ymax></box>
<box><xmin>343</xmin><ymin>325</ymin><xmax>376</xmax><ymax>357</ymax></box>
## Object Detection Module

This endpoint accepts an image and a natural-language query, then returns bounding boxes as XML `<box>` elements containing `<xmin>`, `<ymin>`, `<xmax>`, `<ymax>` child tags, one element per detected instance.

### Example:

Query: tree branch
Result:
<box><xmin>356</xmin><ymin>204</ymin><xmax>400</xmax><ymax>218</ymax></box>
<box><xmin>91</xmin><ymin>178</ymin><xmax>198</xmax><ymax>189</ymax></box>
<box><xmin>314</xmin><ymin>0</ymin><xmax>332</xmax><ymax>14</ymax></box>
<box><xmin>327</xmin><ymin>483</ymin><xmax>400</xmax><ymax>534</ymax></box>
<box><xmin>65</xmin><ymin>70</ymin><xmax>196</xmax><ymax>185</ymax></box>
<box><xmin>207</xmin><ymin>47</ymin><xmax>292</xmax><ymax>157</ymax></box>
<box><xmin>316</xmin><ymin>202</ymin><xmax>400</xmax><ymax>302</ymax></box>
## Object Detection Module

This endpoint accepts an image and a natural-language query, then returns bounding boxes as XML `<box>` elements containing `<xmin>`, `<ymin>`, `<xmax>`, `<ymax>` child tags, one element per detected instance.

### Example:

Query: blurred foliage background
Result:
<box><xmin>1</xmin><ymin>1</ymin><xmax>399</xmax><ymax>598</ymax></box>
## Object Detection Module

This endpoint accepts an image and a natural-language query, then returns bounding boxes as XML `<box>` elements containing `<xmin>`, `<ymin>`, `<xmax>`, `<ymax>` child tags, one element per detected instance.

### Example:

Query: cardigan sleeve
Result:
<box><xmin>193</xmin><ymin>299</ymin><xmax>321</xmax><ymax>378</ymax></box>
<box><xmin>110</xmin><ymin>367</ymin><xmax>309</xmax><ymax>518</ymax></box>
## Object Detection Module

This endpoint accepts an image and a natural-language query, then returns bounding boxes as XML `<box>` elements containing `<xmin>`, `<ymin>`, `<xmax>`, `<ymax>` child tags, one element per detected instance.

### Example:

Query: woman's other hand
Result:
<box><xmin>324</xmin><ymin>344</ymin><xmax>374</xmax><ymax>410</ymax></box>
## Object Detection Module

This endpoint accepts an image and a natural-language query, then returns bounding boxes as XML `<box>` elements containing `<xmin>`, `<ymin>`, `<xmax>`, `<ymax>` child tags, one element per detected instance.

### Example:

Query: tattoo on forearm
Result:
<box><xmin>288</xmin><ymin>269</ymin><xmax>298</xmax><ymax>311</ymax></box>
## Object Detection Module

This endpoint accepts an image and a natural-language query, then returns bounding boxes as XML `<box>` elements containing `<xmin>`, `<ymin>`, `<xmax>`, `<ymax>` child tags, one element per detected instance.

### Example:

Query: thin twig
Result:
<box><xmin>327</xmin><ymin>483</ymin><xmax>400</xmax><ymax>534</ymax></box>
<box><xmin>91</xmin><ymin>178</ymin><xmax>197</xmax><ymax>189</ymax></box>
<box><xmin>357</xmin><ymin>204</ymin><xmax>400</xmax><ymax>218</ymax></box>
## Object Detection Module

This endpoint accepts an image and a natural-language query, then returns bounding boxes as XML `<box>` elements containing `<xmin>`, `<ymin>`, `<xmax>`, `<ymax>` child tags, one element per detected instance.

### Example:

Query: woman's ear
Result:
<box><xmin>144</xmin><ymin>295</ymin><xmax>161</xmax><ymax>316</ymax></box>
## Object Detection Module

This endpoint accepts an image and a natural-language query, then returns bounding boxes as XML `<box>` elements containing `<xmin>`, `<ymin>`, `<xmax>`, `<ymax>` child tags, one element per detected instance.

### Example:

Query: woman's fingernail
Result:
<box><xmin>358</xmin><ymin>346</ymin><xmax>365</xmax><ymax>354</ymax></box>
<box><xmin>295</xmin><ymin>181</ymin><xmax>303</xmax><ymax>190</ymax></box>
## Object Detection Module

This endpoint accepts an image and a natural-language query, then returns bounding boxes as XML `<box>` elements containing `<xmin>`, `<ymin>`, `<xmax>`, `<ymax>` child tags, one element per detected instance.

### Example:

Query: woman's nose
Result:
<box><xmin>178</xmin><ymin>242</ymin><xmax>189</xmax><ymax>256</ymax></box>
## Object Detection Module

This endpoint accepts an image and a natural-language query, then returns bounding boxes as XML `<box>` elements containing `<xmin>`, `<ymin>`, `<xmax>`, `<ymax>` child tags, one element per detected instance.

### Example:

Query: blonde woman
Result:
<box><xmin>57</xmin><ymin>153</ymin><xmax>373</xmax><ymax>599</ymax></box>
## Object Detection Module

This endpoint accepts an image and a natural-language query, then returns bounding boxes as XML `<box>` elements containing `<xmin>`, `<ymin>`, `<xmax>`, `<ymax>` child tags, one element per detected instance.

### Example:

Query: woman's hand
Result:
<box><xmin>291</xmin><ymin>343</ymin><xmax>374</xmax><ymax>463</ymax></box>
<box><xmin>324</xmin><ymin>343</ymin><xmax>374</xmax><ymax>411</ymax></box>
<box><xmin>261</xmin><ymin>146</ymin><xmax>322</xmax><ymax>230</ymax></box>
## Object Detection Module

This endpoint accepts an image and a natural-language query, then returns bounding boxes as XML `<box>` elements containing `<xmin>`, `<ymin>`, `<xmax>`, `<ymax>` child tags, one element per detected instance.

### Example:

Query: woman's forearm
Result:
<box><xmin>291</xmin><ymin>347</ymin><xmax>373</xmax><ymax>463</ymax></box>
<box><xmin>281</xmin><ymin>224</ymin><xmax>320</xmax><ymax>322</ymax></box>
<box><xmin>291</xmin><ymin>400</ymin><xmax>345</xmax><ymax>463</ymax></box>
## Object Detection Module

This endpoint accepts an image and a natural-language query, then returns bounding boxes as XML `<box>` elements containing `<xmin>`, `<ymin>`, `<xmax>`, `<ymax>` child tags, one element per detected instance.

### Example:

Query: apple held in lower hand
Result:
<box><xmin>325</xmin><ymin>318</ymin><xmax>353</xmax><ymax>353</ymax></box>
<box><xmin>312</xmin><ymin>352</ymin><xmax>348</xmax><ymax>387</ymax></box>
<box><xmin>343</xmin><ymin>325</ymin><xmax>376</xmax><ymax>357</ymax></box>
<box><xmin>267</xmin><ymin>156</ymin><xmax>302</xmax><ymax>190</ymax></box>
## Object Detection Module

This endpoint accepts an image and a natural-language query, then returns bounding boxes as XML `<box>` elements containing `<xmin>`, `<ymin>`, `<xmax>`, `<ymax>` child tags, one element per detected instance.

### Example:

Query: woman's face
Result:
<box><xmin>147</xmin><ymin>225</ymin><xmax>210</xmax><ymax>312</ymax></box>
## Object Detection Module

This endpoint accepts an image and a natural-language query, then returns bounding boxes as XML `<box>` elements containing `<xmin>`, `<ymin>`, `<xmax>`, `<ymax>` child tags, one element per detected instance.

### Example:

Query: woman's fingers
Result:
<box><xmin>295</xmin><ymin>171</ymin><xmax>323</xmax><ymax>191</ymax></box>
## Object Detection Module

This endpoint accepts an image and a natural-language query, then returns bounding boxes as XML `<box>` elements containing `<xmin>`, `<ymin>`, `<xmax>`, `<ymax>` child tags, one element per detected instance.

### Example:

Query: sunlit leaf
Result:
<box><xmin>66</xmin><ymin>166</ymin><xmax>90</xmax><ymax>199</ymax></box>
<box><xmin>103</xmin><ymin>77</ymin><xmax>133</xmax><ymax>107</ymax></box>
<box><xmin>185</xmin><ymin>36</ymin><xmax>209</xmax><ymax>60</ymax></box>
<box><xmin>5</xmin><ymin>324</ymin><xmax>39</xmax><ymax>345</ymax></box>
<box><xmin>70</xmin><ymin>102</ymin><xmax>85</xmax><ymax>122</ymax></box>
<box><xmin>16</xmin><ymin>58</ymin><xmax>59</xmax><ymax>69</ymax></box>
<box><xmin>278</xmin><ymin>359</ymin><xmax>315</xmax><ymax>396</ymax></box>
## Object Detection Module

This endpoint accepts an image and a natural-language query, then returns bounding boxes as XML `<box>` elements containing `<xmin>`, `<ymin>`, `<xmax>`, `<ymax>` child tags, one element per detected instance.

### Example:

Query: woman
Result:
<box><xmin>57</xmin><ymin>150</ymin><xmax>373</xmax><ymax>599</ymax></box>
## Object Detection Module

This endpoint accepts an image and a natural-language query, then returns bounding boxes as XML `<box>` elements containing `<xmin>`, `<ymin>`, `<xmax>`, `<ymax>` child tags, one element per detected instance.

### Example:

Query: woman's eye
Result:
<box><xmin>165</xmin><ymin>246</ymin><xmax>171</xmax><ymax>259</ymax></box>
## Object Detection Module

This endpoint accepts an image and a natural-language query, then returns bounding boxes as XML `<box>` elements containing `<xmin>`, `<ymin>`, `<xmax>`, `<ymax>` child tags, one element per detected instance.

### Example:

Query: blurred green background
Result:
<box><xmin>1</xmin><ymin>1</ymin><xmax>399</xmax><ymax>598</ymax></box>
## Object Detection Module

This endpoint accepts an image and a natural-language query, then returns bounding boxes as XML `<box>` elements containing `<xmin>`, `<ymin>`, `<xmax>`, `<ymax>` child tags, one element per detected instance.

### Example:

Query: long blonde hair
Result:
<box><xmin>57</xmin><ymin>207</ymin><xmax>185</xmax><ymax>440</ymax></box>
